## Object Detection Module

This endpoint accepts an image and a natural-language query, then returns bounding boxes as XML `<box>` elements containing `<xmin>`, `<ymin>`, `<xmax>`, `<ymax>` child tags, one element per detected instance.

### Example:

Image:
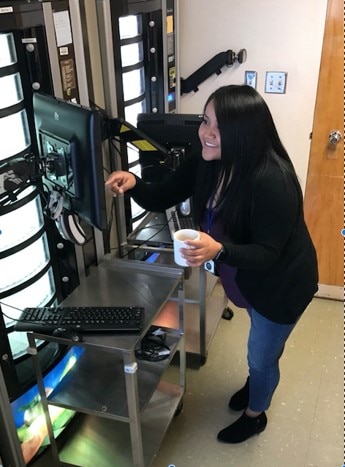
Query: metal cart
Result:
<box><xmin>27</xmin><ymin>258</ymin><xmax>185</xmax><ymax>467</ymax></box>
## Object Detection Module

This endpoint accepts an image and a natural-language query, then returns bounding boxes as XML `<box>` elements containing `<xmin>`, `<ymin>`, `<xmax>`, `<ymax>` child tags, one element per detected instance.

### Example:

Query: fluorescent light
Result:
<box><xmin>0</xmin><ymin>110</ymin><xmax>31</xmax><ymax>160</ymax></box>
<box><xmin>120</xmin><ymin>42</ymin><xmax>143</xmax><ymax>67</ymax></box>
<box><xmin>124</xmin><ymin>100</ymin><xmax>146</xmax><ymax>127</ymax></box>
<box><xmin>119</xmin><ymin>15</ymin><xmax>141</xmax><ymax>39</ymax></box>
<box><xmin>0</xmin><ymin>234</ymin><xmax>50</xmax><ymax>293</ymax></box>
<box><xmin>0</xmin><ymin>73</ymin><xmax>24</xmax><ymax>109</ymax></box>
<box><xmin>0</xmin><ymin>33</ymin><xmax>17</xmax><ymax>68</ymax></box>
<box><xmin>122</xmin><ymin>68</ymin><xmax>145</xmax><ymax>101</ymax></box>
<box><xmin>0</xmin><ymin>188</ymin><xmax>44</xmax><ymax>252</ymax></box>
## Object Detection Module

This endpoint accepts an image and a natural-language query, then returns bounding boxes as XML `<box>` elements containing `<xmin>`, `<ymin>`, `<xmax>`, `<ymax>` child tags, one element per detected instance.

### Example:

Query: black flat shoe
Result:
<box><xmin>217</xmin><ymin>411</ymin><xmax>267</xmax><ymax>444</ymax></box>
<box><xmin>228</xmin><ymin>377</ymin><xmax>249</xmax><ymax>411</ymax></box>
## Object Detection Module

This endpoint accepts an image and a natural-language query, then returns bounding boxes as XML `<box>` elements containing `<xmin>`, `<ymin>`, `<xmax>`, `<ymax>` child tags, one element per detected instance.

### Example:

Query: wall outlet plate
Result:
<box><xmin>265</xmin><ymin>71</ymin><xmax>287</xmax><ymax>93</ymax></box>
<box><xmin>245</xmin><ymin>70</ymin><xmax>257</xmax><ymax>89</ymax></box>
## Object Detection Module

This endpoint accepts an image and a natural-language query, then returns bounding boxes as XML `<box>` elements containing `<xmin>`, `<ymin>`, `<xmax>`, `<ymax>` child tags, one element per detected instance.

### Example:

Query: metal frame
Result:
<box><xmin>121</xmin><ymin>235</ymin><xmax>225</xmax><ymax>364</ymax></box>
<box><xmin>26</xmin><ymin>257</ymin><xmax>185</xmax><ymax>467</ymax></box>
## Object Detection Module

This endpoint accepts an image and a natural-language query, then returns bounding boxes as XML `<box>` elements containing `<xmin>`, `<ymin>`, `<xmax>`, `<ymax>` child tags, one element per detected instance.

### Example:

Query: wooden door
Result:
<box><xmin>303</xmin><ymin>0</ymin><xmax>344</xmax><ymax>299</ymax></box>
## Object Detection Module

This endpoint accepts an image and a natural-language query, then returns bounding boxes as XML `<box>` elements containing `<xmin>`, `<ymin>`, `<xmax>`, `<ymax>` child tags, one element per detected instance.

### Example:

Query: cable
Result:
<box><xmin>135</xmin><ymin>326</ymin><xmax>171</xmax><ymax>362</ymax></box>
<box><xmin>0</xmin><ymin>181</ymin><xmax>33</xmax><ymax>208</ymax></box>
<box><xmin>0</xmin><ymin>301</ymin><xmax>25</xmax><ymax>323</ymax></box>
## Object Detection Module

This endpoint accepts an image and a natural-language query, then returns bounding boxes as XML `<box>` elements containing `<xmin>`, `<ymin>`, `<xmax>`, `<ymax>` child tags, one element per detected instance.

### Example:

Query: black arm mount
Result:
<box><xmin>0</xmin><ymin>115</ymin><xmax>169</xmax><ymax>206</ymax></box>
<box><xmin>105</xmin><ymin>117</ymin><xmax>171</xmax><ymax>159</ymax></box>
<box><xmin>180</xmin><ymin>48</ymin><xmax>247</xmax><ymax>95</ymax></box>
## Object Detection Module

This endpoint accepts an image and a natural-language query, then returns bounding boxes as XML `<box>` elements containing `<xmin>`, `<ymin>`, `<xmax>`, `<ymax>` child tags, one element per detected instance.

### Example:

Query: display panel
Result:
<box><xmin>11</xmin><ymin>345</ymin><xmax>84</xmax><ymax>465</ymax></box>
<box><xmin>136</xmin><ymin>112</ymin><xmax>203</xmax><ymax>182</ymax></box>
<box><xmin>33</xmin><ymin>93</ymin><xmax>107</xmax><ymax>231</ymax></box>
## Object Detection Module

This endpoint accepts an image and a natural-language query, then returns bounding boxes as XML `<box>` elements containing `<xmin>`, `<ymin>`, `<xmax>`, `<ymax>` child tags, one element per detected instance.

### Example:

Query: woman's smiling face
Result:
<box><xmin>198</xmin><ymin>99</ymin><xmax>221</xmax><ymax>161</ymax></box>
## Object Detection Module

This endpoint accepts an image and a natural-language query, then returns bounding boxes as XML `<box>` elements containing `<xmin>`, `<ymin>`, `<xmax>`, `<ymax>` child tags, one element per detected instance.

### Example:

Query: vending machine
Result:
<box><xmin>0</xmin><ymin>2</ymin><xmax>104</xmax><ymax>464</ymax></box>
<box><xmin>0</xmin><ymin>1</ymin><xmax>181</xmax><ymax>463</ymax></box>
<box><xmin>96</xmin><ymin>0</ymin><xmax>180</xmax><ymax>239</ymax></box>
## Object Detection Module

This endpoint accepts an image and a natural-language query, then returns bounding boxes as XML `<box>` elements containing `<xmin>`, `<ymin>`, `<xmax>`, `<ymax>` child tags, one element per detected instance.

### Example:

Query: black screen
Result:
<box><xmin>136</xmin><ymin>112</ymin><xmax>203</xmax><ymax>182</ymax></box>
<box><xmin>33</xmin><ymin>93</ymin><xmax>107</xmax><ymax>230</ymax></box>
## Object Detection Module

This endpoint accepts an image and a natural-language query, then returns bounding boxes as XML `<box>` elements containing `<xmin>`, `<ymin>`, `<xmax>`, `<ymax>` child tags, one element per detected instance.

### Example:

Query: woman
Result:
<box><xmin>106</xmin><ymin>85</ymin><xmax>318</xmax><ymax>443</ymax></box>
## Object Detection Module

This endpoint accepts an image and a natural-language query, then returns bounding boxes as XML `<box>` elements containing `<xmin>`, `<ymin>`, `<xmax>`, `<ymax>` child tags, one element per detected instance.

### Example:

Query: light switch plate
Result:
<box><xmin>245</xmin><ymin>71</ymin><xmax>257</xmax><ymax>89</ymax></box>
<box><xmin>265</xmin><ymin>71</ymin><xmax>287</xmax><ymax>94</ymax></box>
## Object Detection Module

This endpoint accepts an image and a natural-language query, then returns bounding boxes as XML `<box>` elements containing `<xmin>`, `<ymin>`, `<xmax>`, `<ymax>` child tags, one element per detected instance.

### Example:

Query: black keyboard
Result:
<box><xmin>178</xmin><ymin>215</ymin><xmax>195</xmax><ymax>230</ymax></box>
<box><xmin>14</xmin><ymin>306</ymin><xmax>145</xmax><ymax>334</ymax></box>
<box><xmin>166</xmin><ymin>207</ymin><xmax>195</xmax><ymax>238</ymax></box>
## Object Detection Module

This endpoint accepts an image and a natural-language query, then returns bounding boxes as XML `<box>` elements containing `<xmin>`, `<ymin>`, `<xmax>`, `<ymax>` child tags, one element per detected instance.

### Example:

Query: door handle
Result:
<box><xmin>328</xmin><ymin>130</ymin><xmax>342</xmax><ymax>145</ymax></box>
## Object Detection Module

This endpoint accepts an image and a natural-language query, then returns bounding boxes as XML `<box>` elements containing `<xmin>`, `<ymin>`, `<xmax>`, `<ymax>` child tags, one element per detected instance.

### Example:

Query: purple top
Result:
<box><xmin>201</xmin><ymin>215</ymin><xmax>251</xmax><ymax>309</ymax></box>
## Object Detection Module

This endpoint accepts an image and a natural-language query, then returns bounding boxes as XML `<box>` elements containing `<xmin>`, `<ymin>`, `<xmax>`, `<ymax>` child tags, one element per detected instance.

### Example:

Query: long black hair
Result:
<box><xmin>193</xmin><ymin>85</ymin><xmax>302</xmax><ymax>240</ymax></box>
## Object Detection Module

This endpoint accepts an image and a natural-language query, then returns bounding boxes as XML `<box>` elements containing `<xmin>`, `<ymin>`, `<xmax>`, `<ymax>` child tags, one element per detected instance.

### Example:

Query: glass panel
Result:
<box><xmin>2</xmin><ymin>267</ymin><xmax>56</xmax><ymax>326</ymax></box>
<box><xmin>120</xmin><ymin>42</ymin><xmax>143</xmax><ymax>68</ymax></box>
<box><xmin>0</xmin><ymin>188</ymin><xmax>44</xmax><ymax>252</ymax></box>
<box><xmin>0</xmin><ymin>110</ymin><xmax>31</xmax><ymax>160</ymax></box>
<box><xmin>0</xmin><ymin>33</ymin><xmax>17</xmax><ymax>68</ymax></box>
<box><xmin>0</xmin><ymin>73</ymin><xmax>24</xmax><ymax>110</ymax></box>
<box><xmin>122</xmin><ymin>68</ymin><xmax>145</xmax><ymax>102</ymax></box>
<box><xmin>131</xmin><ymin>199</ymin><xmax>145</xmax><ymax>221</ymax></box>
<box><xmin>126</xmin><ymin>142</ymin><xmax>139</xmax><ymax>165</ymax></box>
<box><xmin>0</xmin><ymin>233</ymin><xmax>50</xmax><ymax>293</ymax></box>
<box><xmin>124</xmin><ymin>99</ymin><xmax>146</xmax><ymax>127</ymax></box>
<box><xmin>119</xmin><ymin>15</ymin><xmax>141</xmax><ymax>39</ymax></box>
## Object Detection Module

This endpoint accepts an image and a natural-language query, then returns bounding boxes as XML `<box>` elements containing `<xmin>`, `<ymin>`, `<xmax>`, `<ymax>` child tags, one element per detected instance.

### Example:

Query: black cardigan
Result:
<box><xmin>129</xmin><ymin>153</ymin><xmax>318</xmax><ymax>324</ymax></box>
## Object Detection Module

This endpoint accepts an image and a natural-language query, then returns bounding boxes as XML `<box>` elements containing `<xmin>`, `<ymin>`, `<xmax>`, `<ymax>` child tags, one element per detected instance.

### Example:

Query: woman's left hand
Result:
<box><xmin>180</xmin><ymin>232</ymin><xmax>223</xmax><ymax>267</ymax></box>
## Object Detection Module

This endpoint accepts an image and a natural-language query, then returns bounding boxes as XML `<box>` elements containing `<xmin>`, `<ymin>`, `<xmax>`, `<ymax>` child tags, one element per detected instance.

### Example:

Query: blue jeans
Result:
<box><xmin>247</xmin><ymin>308</ymin><xmax>298</xmax><ymax>412</ymax></box>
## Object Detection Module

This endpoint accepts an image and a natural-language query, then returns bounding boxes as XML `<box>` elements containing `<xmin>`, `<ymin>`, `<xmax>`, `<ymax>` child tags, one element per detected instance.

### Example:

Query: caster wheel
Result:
<box><xmin>222</xmin><ymin>306</ymin><xmax>234</xmax><ymax>320</ymax></box>
<box><xmin>200</xmin><ymin>356</ymin><xmax>207</xmax><ymax>366</ymax></box>
<box><xmin>175</xmin><ymin>399</ymin><xmax>183</xmax><ymax>417</ymax></box>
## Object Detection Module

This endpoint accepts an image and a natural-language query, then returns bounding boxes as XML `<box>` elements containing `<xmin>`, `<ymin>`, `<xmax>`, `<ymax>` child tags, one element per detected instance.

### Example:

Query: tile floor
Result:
<box><xmin>151</xmin><ymin>297</ymin><xmax>343</xmax><ymax>467</ymax></box>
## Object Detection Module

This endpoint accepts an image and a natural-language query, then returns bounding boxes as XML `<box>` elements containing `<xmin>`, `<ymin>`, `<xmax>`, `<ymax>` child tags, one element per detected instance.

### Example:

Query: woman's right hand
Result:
<box><xmin>105</xmin><ymin>171</ymin><xmax>136</xmax><ymax>196</ymax></box>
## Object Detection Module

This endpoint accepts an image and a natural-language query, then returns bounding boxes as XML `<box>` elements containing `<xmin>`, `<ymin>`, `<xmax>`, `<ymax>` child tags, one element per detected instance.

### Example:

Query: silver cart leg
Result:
<box><xmin>198</xmin><ymin>266</ymin><xmax>207</xmax><ymax>364</ymax></box>
<box><xmin>177</xmin><ymin>277</ymin><xmax>186</xmax><ymax>391</ymax></box>
<box><xmin>123</xmin><ymin>350</ymin><xmax>144</xmax><ymax>467</ymax></box>
<box><xmin>27</xmin><ymin>333</ymin><xmax>62</xmax><ymax>466</ymax></box>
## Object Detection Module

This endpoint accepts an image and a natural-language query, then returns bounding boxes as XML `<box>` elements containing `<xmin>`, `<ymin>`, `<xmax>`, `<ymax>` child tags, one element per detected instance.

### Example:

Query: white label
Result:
<box><xmin>53</xmin><ymin>10</ymin><xmax>72</xmax><ymax>47</ymax></box>
<box><xmin>59</xmin><ymin>46</ymin><xmax>69</xmax><ymax>56</ymax></box>
<box><xmin>22</xmin><ymin>38</ymin><xmax>38</xmax><ymax>44</ymax></box>
<box><xmin>0</xmin><ymin>7</ymin><xmax>13</xmax><ymax>14</ymax></box>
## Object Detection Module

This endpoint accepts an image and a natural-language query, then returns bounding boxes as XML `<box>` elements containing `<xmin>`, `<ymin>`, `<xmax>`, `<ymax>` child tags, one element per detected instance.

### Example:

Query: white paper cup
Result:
<box><xmin>173</xmin><ymin>229</ymin><xmax>200</xmax><ymax>267</ymax></box>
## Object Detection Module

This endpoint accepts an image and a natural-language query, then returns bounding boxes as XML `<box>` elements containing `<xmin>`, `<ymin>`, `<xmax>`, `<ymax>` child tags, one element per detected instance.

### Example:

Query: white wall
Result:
<box><xmin>178</xmin><ymin>0</ymin><xmax>328</xmax><ymax>193</ymax></box>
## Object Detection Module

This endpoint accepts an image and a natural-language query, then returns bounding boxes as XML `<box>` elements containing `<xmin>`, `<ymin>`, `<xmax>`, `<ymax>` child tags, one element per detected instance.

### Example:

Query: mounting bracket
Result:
<box><xmin>180</xmin><ymin>49</ymin><xmax>247</xmax><ymax>94</ymax></box>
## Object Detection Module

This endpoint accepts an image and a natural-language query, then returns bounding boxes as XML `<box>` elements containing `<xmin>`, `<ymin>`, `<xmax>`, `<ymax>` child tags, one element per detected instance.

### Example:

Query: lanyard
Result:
<box><xmin>206</xmin><ymin>206</ymin><xmax>217</xmax><ymax>234</ymax></box>
<box><xmin>206</xmin><ymin>190</ymin><xmax>219</xmax><ymax>234</ymax></box>
<box><xmin>206</xmin><ymin>179</ymin><xmax>225</xmax><ymax>233</ymax></box>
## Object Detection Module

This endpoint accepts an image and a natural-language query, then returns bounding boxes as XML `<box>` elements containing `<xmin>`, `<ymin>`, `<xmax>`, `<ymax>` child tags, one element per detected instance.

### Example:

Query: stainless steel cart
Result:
<box><xmin>27</xmin><ymin>258</ymin><xmax>185</xmax><ymax>467</ymax></box>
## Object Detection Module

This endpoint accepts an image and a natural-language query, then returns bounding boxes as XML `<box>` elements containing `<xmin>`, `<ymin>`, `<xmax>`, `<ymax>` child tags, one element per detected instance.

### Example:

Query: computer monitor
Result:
<box><xmin>33</xmin><ymin>93</ymin><xmax>107</xmax><ymax>230</ymax></box>
<box><xmin>136</xmin><ymin>112</ymin><xmax>203</xmax><ymax>182</ymax></box>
